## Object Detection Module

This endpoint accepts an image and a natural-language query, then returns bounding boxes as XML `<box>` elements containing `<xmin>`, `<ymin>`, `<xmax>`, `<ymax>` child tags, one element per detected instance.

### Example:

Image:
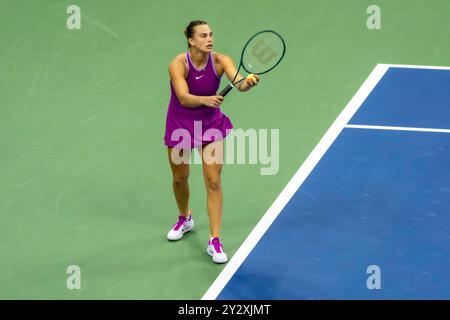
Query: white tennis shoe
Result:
<box><xmin>207</xmin><ymin>237</ymin><xmax>228</xmax><ymax>264</ymax></box>
<box><xmin>167</xmin><ymin>211</ymin><xmax>194</xmax><ymax>241</ymax></box>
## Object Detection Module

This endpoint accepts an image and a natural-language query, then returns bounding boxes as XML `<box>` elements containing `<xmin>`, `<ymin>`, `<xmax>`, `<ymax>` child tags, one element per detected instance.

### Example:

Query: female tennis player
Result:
<box><xmin>164</xmin><ymin>20</ymin><xmax>259</xmax><ymax>264</ymax></box>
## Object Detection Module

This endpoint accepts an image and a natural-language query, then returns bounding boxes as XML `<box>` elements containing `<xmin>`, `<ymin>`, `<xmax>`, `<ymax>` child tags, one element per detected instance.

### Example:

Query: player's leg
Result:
<box><xmin>168</xmin><ymin>147</ymin><xmax>191</xmax><ymax>216</ymax></box>
<box><xmin>201</xmin><ymin>140</ymin><xmax>224</xmax><ymax>237</ymax></box>
<box><xmin>201</xmin><ymin>140</ymin><xmax>227</xmax><ymax>263</ymax></box>
<box><xmin>167</xmin><ymin>147</ymin><xmax>194</xmax><ymax>241</ymax></box>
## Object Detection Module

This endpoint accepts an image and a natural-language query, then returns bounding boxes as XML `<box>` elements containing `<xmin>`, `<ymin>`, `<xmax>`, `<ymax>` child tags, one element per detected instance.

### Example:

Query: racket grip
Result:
<box><xmin>219</xmin><ymin>83</ymin><xmax>234</xmax><ymax>97</ymax></box>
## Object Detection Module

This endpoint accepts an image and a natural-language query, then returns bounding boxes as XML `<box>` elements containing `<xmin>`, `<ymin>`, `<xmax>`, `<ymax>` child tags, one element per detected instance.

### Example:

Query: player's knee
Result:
<box><xmin>205</xmin><ymin>177</ymin><xmax>221</xmax><ymax>192</ymax></box>
<box><xmin>173</xmin><ymin>172</ymin><xmax>189</xmax><ymax>184</ymax></box>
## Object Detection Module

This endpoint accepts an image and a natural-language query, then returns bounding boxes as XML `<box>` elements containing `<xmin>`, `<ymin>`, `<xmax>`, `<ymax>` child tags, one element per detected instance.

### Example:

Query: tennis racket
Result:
<box><xmin>219</xmin><ymin>30</ymin><xmax>286</xmax><ymax>97</ymax></box>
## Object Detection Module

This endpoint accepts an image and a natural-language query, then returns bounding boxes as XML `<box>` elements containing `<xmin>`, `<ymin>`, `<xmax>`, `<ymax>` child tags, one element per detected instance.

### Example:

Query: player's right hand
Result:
<box><xmin>202</xmin><ymin>95</ymin><xmax>224</xmax><ymax>108</ymax></box>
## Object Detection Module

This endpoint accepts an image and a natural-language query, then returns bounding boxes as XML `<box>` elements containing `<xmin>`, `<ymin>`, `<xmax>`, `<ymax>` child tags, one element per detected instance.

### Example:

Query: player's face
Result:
<box><xmin>190</xmin><ymin>24</ymin><xmax>213</xmax><ymax>52</ymax></box>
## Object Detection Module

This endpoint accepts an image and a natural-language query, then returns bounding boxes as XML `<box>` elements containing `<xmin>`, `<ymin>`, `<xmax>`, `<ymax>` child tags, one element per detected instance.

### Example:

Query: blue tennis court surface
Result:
<box><xmin>350</xmin><ymin>67</ymin><xmax>450</xmax><ymax>129</ymax></box>
<box><xmin>214</xmin><ymin>65</ymin><xmax>450</xmax><ymax>299</ymax></box>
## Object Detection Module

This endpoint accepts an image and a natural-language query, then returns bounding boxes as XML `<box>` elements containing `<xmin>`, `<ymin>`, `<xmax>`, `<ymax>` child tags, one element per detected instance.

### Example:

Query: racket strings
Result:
<box><xmin>242</xmin><ymin>32</ymin><xmax>285</xmax><ymax>74</ymax></box>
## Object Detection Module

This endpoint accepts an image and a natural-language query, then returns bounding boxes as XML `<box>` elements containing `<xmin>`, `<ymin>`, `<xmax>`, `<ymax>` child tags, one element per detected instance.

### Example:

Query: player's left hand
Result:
<box><xmin>245</xmin><ymin>74</ymin><xmax>260</xmax><ymax>87</ymax></box>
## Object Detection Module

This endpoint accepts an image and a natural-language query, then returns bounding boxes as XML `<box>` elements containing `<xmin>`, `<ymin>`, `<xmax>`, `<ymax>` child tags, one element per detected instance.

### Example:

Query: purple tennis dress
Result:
<box><xmin>164</xmin><ymin>51</ymin><xmax>233</xmax><ymax>149</ymax></box>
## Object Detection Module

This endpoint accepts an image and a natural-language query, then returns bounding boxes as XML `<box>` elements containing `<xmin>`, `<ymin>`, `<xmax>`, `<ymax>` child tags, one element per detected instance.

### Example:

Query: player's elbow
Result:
<box><xmin>178</xmin><ymin>93</ymin><xmax>192</xmax><ymax>107</ymax></box>
<box><xmin>178</xmin><ymin>94</ymin><xmax>190</xmax><ymax>107</ymax></box>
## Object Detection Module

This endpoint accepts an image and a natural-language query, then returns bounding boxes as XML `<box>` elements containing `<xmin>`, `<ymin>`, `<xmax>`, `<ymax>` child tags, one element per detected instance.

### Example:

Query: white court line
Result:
<box><xmin>345</xmin><ymin>124</ymin><xmax>450</xmax><ymax>134</ymax></box>
<box><xmin>379</xmin><ymin>63</ymin><xmax>450</xmax><ymax>71</ymax></box>
<box><xmin>201</xmin><ymin>63</ymin><xmax>450</xmax><ymax>300</ymax></box>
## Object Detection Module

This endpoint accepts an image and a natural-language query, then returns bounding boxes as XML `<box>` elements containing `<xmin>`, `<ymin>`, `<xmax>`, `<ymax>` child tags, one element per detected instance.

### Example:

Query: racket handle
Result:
<box><xmin>219</xmin><ymin>83</ymin><xmax>234</xmax><ymax>97</ymax></box>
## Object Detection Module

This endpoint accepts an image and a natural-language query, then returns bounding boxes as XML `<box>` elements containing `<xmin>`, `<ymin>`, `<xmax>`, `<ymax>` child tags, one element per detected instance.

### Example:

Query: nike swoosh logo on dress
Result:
<box><xmin>195</xmin><ymin>75</ymin><xmax>204</xmax><ymax>80</ymax></box>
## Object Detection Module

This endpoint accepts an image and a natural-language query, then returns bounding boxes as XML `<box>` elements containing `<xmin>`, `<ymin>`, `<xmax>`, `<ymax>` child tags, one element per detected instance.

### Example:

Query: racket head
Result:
<box><xmin>240</xmin><ymin>30</ymin><xmax>286</xmax><ymax>75</ymax></box>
